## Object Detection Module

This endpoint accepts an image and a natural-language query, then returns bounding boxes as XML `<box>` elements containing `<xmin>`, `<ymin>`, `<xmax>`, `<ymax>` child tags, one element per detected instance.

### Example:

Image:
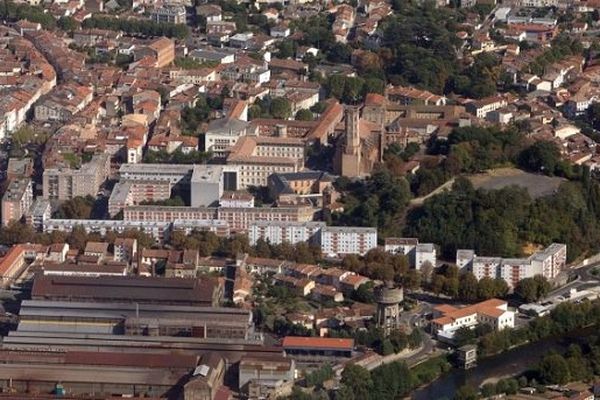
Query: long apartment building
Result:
<box><xmin>320</xmin><ymin>226</ymin><xmax>378</xmax><ymax>258</ymax></box>
<box><xmin>1</xmin><ymin>177</ymin><xmax>33</xmax><ymax>226</ymax></box>
<box><xmin>123</xmin><ymin>204</ymin><xmax>316</xmax><ymax>233</ymax></box>
<box><xmin>456</xmin><ymin>243</ymin><xmax>567</xmax><ymax>288</ymax></box>
<box><xmin>43</xmin><ymin>154</ymin><xmax>110</xmax><ymax>201</ymax></box>
<box><xmin>248</xmin><ymin>221</ymin><xmax>326</xmax><ymax>246</ymax></box>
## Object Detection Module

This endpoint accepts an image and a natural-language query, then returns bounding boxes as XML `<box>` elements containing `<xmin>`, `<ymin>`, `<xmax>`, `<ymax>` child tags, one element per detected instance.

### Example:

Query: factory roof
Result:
<box><xmin>282</xmin><ymin>336</ymin><xmax>354</xmax><ymax>351</ymax></box>
<box><xmin>31</xmin><ymin>274</ymin><xmax>218</xmax><ymax>306</ymax></box>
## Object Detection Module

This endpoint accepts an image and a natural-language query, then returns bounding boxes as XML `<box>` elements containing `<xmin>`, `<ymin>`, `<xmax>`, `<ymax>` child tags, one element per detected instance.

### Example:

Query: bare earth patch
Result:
<box><xmin>468</xmin><ymin>168</ymin><xmax>565</xmax><ymax>199</ymax></box>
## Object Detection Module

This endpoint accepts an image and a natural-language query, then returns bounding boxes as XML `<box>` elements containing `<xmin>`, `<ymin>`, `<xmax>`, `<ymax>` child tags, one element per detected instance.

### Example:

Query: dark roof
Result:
<box><xmin>31</xmin><ymin>274</ymin><xmax>219</xmax><ymax>306</ymax></box>
<box><xmin>65</xmin><ymin>351</ymin><xmax>198</xmax><ymax>368</ymax></box>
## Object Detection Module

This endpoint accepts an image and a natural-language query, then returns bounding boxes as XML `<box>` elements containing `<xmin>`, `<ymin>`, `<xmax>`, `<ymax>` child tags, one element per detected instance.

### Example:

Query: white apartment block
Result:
<box><xmin>248</xmin><ymin>221</ymin><xmax>326</xmax><ymax>246</ymax></box>
<box><xmin>431</xmin><ymin>299</ymin><xmax>515</xmax><ymax>341</ymax></box>
<box><xmin>456</xmin><ymin>243</ymin><xmax>567</xmax><ymax>288</ymax></box>
<box><xmin>518</xmin><ymin>0</ymin><xmax>557</xmax><ymax>7</ymax></box>
<box><xmin>320</xmin><ymin>226</ymin><xmax>377</xmax><ymax>258</ymax></box>
<box><xmin>384</xmin><ymin>237</ymin><xmax>437</xmax><ymax>270</ymax></box>
<box><xmin>466</xmin><ymin>97</ymin><xmax>508</xmax><ymax>119</ymax></box>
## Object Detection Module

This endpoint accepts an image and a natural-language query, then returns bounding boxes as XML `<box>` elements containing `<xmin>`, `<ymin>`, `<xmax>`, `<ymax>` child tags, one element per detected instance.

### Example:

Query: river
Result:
<box><xmin>411</xmin><ymin>328</ymin><xmax>596</xmax><ymax>400</ymax></box>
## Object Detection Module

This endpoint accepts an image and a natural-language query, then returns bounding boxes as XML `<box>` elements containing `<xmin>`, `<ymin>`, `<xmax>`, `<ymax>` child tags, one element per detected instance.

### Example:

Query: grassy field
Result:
<box><xmin>469</xmin><ymin>168</ymin><xmax>565</xmax><ymax>199</ymax></box>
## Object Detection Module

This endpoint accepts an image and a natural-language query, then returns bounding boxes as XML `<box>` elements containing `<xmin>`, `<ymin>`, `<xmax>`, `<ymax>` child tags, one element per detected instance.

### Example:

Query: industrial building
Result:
<box><xmin>282</xmin><ymin>336</ymin><xmax>354</xmax><ymax>358</ymax></box>
<box><xmin>31</xmin><ymin>275</ymin><xmax>223</xmax><ymax>307</ymax></box>
<box><xmin>0</xmin><ymin>350</ymin><xmax>198</xmax><ymax>398</ymax></box>
<box><xmin>18</xmin><ymin>300</ymin><xmax>256</xmax><ymax>339</ymax></box>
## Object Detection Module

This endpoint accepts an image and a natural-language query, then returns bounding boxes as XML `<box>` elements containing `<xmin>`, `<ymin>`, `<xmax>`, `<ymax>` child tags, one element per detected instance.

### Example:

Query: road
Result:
<box><xmin>409</xmin><ymin>178</ymin><xmax>455</xmax><ymax>207</ymax></box>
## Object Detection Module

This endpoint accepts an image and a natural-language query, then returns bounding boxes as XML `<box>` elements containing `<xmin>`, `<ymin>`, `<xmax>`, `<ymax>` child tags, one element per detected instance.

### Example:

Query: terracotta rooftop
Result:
<box><xmin>282</xmin><ymin>336</ymin><xmax>354</xmax><ymax>350</ymax></box>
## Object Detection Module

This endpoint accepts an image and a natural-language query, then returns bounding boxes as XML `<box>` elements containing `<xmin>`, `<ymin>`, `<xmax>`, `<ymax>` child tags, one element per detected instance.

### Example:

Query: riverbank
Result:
<box><xmin>411</xmin><ymin>326</ymin><xmax>598</xmax><ymax>399</ymax></box>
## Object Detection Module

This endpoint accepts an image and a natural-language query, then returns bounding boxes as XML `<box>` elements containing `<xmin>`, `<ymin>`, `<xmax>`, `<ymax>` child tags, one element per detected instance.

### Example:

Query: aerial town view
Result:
<box><xmin>4</xmin><ymin>0</ymin><xmax>600</xmax><ymax>399</ymax></box>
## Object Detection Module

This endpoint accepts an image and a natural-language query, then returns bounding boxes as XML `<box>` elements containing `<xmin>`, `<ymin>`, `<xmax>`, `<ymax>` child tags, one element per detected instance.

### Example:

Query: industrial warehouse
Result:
<box><xmin>0</xmin><ymin>270</ymin><xmax>359</xmax><ymax>399</ymax></box>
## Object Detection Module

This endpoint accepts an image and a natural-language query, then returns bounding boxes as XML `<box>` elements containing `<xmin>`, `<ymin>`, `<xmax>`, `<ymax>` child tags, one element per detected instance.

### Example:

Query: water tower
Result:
<box><xmin>375</xmin><ymin>282</ymin><xmax>404</xmax><ymax>336</ymax></box>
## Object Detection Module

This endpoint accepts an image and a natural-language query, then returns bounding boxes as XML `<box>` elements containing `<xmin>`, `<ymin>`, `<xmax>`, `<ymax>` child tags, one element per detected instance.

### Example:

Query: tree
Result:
<box><xmin>327</xmin><ymin>43</ymin><xmax>352</xmax><ymax>63</ymax></box>
<box><xmin>518</xmin><ymin>141</ymin><xmax>561</xmax><ymax>176</ymax></box>
<box><xmin>454</xmin><ymin>385</ymin><xmax>478</xmax><ymax>400</ymax></box>
<box><xmin>539</xmin><ymin>353</ymin><xmax>570</xmax><ymax>384</ymax></box>
<box><xmin>481</xmin><ymin>383</ymin><xmax>496</xmax><ymax>397</ymax></box>
<box><xmin>270</xmin><ymin>97</ymin><xmax>292</xmax><ymax>119</ymax></box>
<box><xmin>276</xmin><ymin>39</ymin><xmax>297</xmax><ymax>58</ymax></box>
<box><xmin>352</xmin><ymin>282</ymin><xmax>375</xmax><ymax>303</ymax></box>
<box><xmin>515</xmin><ymin>275</ymin><xmax>551</xmax><ymax>303</ymax></box>
<box><xmin>54</xmin><ymin>196</ymin><xmax>95</xmax><ymax>219</ymax></box>
<box><xmin>453</xmin><ymin>326</ymin><xmax>476</xmax><ymax>347</ymax></box>
<box><xmin>458</xmin><ymin>273</ymin><xmax>479</xmax><ymax>302</ymax></box>
<box><xmin>339</xmin><ymin>364</ymin><xmax>373</xmax><ymax>400</ymax></box>
<box><xmin>295</xmin><ymin>109</ymin><xmax>314</xmax><ymax>121</ymax></box>
<box><xmin>0</xmin><ymin>221</ymin><xmax>36</xmax><ymax>245</ymax></box>
<box><xmin>477</xmin><ymin>276</ymin><xmax>498</xmax><ymax>300</ymax></box>
<box><xmin>57</xmin><ymin>16</ymin><xmax>79</xmax><ymax>32</ymax></box>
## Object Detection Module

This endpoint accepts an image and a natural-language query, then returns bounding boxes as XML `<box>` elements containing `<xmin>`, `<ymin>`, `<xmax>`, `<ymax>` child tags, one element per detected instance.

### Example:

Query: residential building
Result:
<box><xmin>431</xmin><ymin>299</ymin><xmax>515</xmax><ymax>341</ymax></box>
<box><xmin>0</xmin><ymin>244</ymin><xmax>31</xmax><ymax>288</ymax></box>
<box><xmin>384</xmin><ymin>237</ymin><xmax>437</xmax><ymax>270</ymax></box>
<box><xmin>151</xmin><ymin>4</ymin><xmax>186</xmax><ymax>24</ymax></box>
<box><xmin>1</xmin><ymin>178</ymin><xmax>32</xmax><ymax>226</ymax></box>
<box><xmin>84</xmin><ymin>241</ymin><xmax>109</xmax><ymax>259</ymax></box>
<box><xmin>108</xmin><ymin>180</ymin><xmax>172</xmax><ymax>217</ymax></box>
<box><xmin>248</xmin><ymin>221</ymin><xmax>325</xmax><ymax>246</ymax></box>
<box><xmin>204</xmin><ymin>115</ymin><xmax>249</xmax><ymax>156</ymax></box>
<box><xmin>196</xmin><ymin>4</ymin><xmax>222</xmax><ymax>22</ymax></box>
<box><xmin>134</xmin><ymin>37</ymin><xmax>175</xmax><ymax>68</ymax></box>
<box><xmin>456</xmin><ymin>244</ymin><xmax>567</xmax><ymax>288</ymax></box>
<box><xmin>319</xmin><ymin>226</ymin><xmax>377</xmax><ymax>258</ymax></box>
<box><xmin>220</xmin><ymin>191</ymin><xmax>254</xmax><ymax>208</ymax></box>
<box><xmin>34</xmin><ymin>84</ymin><xmax>93</xmax><ymax>122</ymax></box>
<box><xmin>465</xmin><ymin>96</ymin><xmax>508</xmax><ymax>119</ymax></box>
<box><xmin>43</xmin><ymin>154</ymin><xmax>110</xmax><ymax>201</ymax></box>
<box><xmin>189</xmin><ymin>49</ymin><xmax>235</xmax><ymax>65</ymax></box>
<box><xmin>26</xmin><ymin>198</ymin><xmax>51</xmax><ymax>231</ymax></box>
<box><xmin>43</xmin><ymin>219</ymin><xmax>172</xmax><ymax>243</ymax></box>
<box><xmin>386</xmin><ymin>85</ymin><xmax>447</xmax><ymax>106</ymax></box>
<box><xmin>6</xmin><ymin>158</ymin><xmax>33</xmax><ymax>181</ymax></box>
<box><xmin>114</xmin><ymin>238</ymin><xmax>137</xmax><ymax>264</ymax></box>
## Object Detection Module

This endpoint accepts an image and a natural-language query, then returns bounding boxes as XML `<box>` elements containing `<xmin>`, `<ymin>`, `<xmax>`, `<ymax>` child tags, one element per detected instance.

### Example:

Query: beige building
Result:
<box><xmin>108</xmin><ymin>179</ymin><xmax>172</xmax><ymax>217</ymax></box>
<box><xmin>226</xmin><ymin>136</ymin><xmax>305</xmax><ymax>188</ymax></box>
<box><xmin>133</xmin><ymin>37</ymin><xmax>175</xmax><ymax>68</ymax></box>
<box><xmin>43</xmin><ymin>153</ymin><xmax>110</xmax><ymax>201</ymax></box>
<box><xmin>1</xmin><ymin>178</ymin><xmax>33</xmax><ymax>226</ymax></box>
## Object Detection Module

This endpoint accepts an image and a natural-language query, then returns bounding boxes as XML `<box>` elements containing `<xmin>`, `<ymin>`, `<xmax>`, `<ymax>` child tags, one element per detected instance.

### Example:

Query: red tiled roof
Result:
<box><xmin>282</xmin><ymin>336</ymin><xmax>354</xmax><ymax>350</ymax></box>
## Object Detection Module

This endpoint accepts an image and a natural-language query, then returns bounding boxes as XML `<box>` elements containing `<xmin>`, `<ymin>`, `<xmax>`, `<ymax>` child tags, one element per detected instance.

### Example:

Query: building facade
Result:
<box><xmin>1</xmin><ymin>178</ymin><xmax>33</xmax><ymax>226</ymax></box>
<box><xmin>319</xmin><ymin>226</ymin><xmax>378</xmax><ymax>258</ymax></box>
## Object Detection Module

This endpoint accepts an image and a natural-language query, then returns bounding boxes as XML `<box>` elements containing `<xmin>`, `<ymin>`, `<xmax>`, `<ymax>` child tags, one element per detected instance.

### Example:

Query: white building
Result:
<box><xmin>320</xmin><ymin>226</ymin><xmax>377</xmax><ymax>258</ymax></box>
<box><xmin>248</xmin><ymin>221</ymin><xmax>326</xmax><ymax>246</ymax></box>
<box><xmin>431</xmin><ymin>298</ymin><xmax>515</xmax><ymax>341</ymax></box>
<box><xmin>456</xmin><ymin>243</ymin><xmax>567</xmax><ymax>289</ymax></box>
<box><xmin>384</xmin><ymin>237</ymin><xmax>436</xmax><ymax>270</ymax></box>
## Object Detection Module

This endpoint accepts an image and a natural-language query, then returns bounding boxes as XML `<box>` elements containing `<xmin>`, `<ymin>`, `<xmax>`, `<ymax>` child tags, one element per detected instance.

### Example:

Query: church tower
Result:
<box><xmin>340</xmin><ymin>106</ymin><xmax>361</xmax><ymax>177</ymax></box>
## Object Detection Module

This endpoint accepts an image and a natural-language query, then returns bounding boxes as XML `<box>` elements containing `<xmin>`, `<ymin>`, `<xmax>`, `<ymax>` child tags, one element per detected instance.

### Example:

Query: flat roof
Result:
<box><xmin>191</xmin><ymin>164</ymin><xmax>224</xmax><ymax>184</ymax></box>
